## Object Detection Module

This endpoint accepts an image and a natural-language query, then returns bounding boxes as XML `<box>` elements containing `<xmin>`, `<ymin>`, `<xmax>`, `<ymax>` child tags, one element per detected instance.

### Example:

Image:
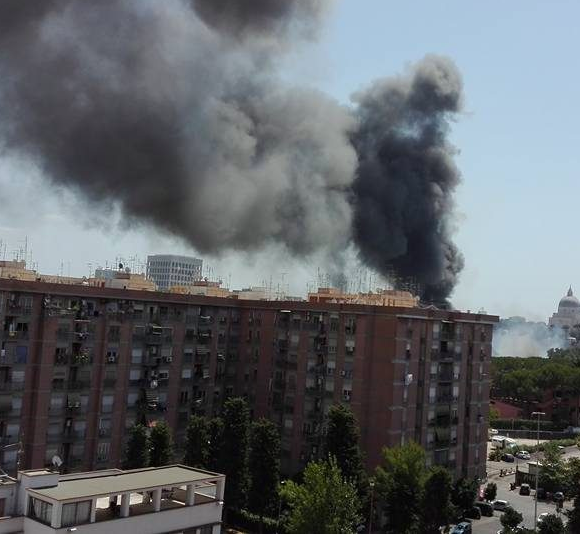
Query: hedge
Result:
<box><xmin>227</xmin><ymin>508</ymin><xmax>279</xmax><ymax>534</ymax></box>
<box><xmin>493</xmin><ymin>419</ymin><xmax>567</xmax><ymax>431</ymax></box>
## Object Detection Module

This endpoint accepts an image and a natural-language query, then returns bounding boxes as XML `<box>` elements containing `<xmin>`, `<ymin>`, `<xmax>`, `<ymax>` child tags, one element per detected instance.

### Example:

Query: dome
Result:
<box><xmin>559</xmin><ymin>287</ymin><xmax>580</xmax><ymax>309</ymax></box>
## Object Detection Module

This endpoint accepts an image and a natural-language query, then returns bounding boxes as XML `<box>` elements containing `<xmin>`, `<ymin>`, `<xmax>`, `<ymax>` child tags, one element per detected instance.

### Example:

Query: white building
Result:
<box><xmin>549</xmin><ymin>286</ymin><xmax>580</xmax><ymax>329</ymax></box>
<box><xmin>146</xmin><ymin>255</ymin><xmax>203</xmax><ymax>291</ymax></box>
<box><xmin>0</xmin><ymin>465</ymin><xmax>224</xmax><ymax>534</ymax></box>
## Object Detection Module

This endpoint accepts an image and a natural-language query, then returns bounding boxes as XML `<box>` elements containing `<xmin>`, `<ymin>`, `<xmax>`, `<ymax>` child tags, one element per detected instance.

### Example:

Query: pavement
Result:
<box><xmin>470</xmin><ymin>445</ymin><xmax>578</xmax><ymax>534</ymax></box>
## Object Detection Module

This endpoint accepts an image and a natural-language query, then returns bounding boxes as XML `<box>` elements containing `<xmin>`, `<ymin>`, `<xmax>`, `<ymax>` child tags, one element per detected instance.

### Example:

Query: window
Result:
<box><xmin>181</xmin><ymin>368</ymin><xmax>192</xmax><ymax>379</ymax></box>
<box><xmin>131</xmin><ymin>348</ymin><xmax>142</xmax><ymax>364</ymax></box>
<box><xmin>200</xmin><ymin>526</ymin><xmax>213</xmax><ymax>534</ymax></box>
<box><xmin>61</xmin><ymin>501</ymin><xmax>91</xmax><ymax>527</ymax></box>
<box><xmin>29</xmin><ymin>498</ymin><xmax>53</xmax><ymax>525</ymax></box>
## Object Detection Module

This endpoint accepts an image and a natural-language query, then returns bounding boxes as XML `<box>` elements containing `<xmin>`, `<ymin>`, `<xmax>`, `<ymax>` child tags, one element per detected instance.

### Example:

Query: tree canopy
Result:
<box><xmin>375</xmin><ymin>442</ymin><xmax>426</xmax><ymax>534</ymax></box>
<box><xmin>149</xmin><ymin>420</ymin><xmax>174</xmax><ymax>467</ymax></box>
<box><xmin>500</xmin><ymin>506</ymin><xmax>523</xmax><ymax>531</ymax></box>
<box><xmin>124</xmin><ymin>424</ymin><xmax>149</xmax><ymax>469</ymax></box>
<box><xmin>537</xmin><ymin>513</ymin><xmax>564</xmax><ymax>534</ymax></box>
<box><xmin>325</xmin><ymin>404</ymin><xmax>367</xmax><ymax>495</ymax></box>
<box><xmin>183</xmin><ymin>415</ymin><xmax>209</xmax><ymax>469</ymax></box>
<box><xmin>282</xmin><ymin>457</ymin><xmax>362</xmax><ymax>534</ymax></box>
<box><xmin>248</xmin><ymin>418</ymin><xmax>281</xmax><ymax>520</ymax></box>
<box><xmin>420</xmin><ymin>466</ymin><xmax>454</xmax><ymax>534</ymax></box>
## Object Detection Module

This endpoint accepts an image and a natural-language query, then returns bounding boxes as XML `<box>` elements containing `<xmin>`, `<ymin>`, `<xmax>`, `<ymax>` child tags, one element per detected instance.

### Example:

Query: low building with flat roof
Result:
<box><xmin>0</xmin><ymin>465</ymin><xmax>224</xmax><ymax>534</ymax></box>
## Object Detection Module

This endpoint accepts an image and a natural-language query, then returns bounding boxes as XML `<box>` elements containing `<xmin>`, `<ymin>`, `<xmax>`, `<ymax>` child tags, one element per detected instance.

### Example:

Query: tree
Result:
<box><xmin>248</xmin><ymin>419</ymin><xmax>281</xmax><ymax>525</ymax></box>
<box><xmin>282</xmin><ymin>457</ymin><xmax>362</xmax><ymax>534</ymax></box>
<box><xmin>539</xmin><ymin>443</ymin><xmax>565</xmax><ymax>493</ymax></box>
<box><xmin>219</xmin><ymin>397</ymin><xmax>250</xmax><ymax>510</ymax></box>
<box><xmin>489</xmin><ymin>406</ymin><xmax>500</xmax><ymax>425</ymax></box>
<box><xmin>183</xmin><ymin>415</ymin><xmax>209</xmax><ymax>468</ymax></box>
<box><xmin>500</xmin><ymin>506</ymin><xmax>523</xmax><ymax>531</ymax></box>
<box><xmin>124</xmin><ymin>424</ymin><xmax>149</xmax><ymax>469</ymax></box>
<box><xmin>568</xmin><ymin>493</ymin><xmax>580</xmax><ymax>534</ymax></box>
<box><xmin>537</xmin><ymin>514</ymin><xmax>564</xmax><ymax>534</ymax></box>
<box><xmin>451</xmin><ymin>477</ymin><xmax>478</xmax><ymax>515</ymax></box>
<box><xmin>149</xmin><ymin>420</ymin><xmax>174</xmax><ymax>467</ymax></box>
<box><xmin>325</xmin><ymin>404</ymin><xmax>367</xmax><ymax>495</ymax></box>
<box><xmin>375</xmin><ymin>441</ymin><xmax>426</xmax><ymax>533</ymax></box>
<box><xmin>420</xmin><ymin>466</ymin><xmax>453</xmax><ymax>534</ymax></box>
<box><xmin>207</xmin><ymin>417</ymin><xmax>224</xmax><ymax>472</ymax></box>
<box><xmin>483</xmin><ymin>482</ymin><xmax>497</xmax><ymax>502</ymax></box>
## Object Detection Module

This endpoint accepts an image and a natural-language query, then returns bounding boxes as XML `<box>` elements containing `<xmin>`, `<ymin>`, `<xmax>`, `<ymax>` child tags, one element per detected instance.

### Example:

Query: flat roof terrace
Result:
<box><xmin>28</xmin><ymin>465</ymin><xmax>218</xmax><ymax>502</ymax></box>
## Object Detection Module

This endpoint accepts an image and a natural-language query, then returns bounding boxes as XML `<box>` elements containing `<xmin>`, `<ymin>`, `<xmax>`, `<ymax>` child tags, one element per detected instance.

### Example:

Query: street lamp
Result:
<box><xmin>276</xmin><ymin>480</ymin><xmax>286</xmax><ymax>534</ymax></box>
<box><xmin>531</xmin><ymin>411</ymin><xmax>545</xmax><ymax>532</ymax></box>
<box><xmin>368</xmin><ymin>479</ymin><xmax>375</xmax><ymax>534</ymax></box>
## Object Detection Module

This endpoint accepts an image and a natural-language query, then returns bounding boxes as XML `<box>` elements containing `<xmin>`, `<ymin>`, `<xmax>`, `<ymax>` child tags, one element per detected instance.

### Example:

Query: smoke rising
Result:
<box><xmin>0</xmin><ymin>0</ymin><xmax>464</xmax><ymax>303</ymax></box>
<box><xmin>352</xmin><ymin>56</ymin><xmax>464</xmax><ymax>303</ymax></box>
<box><xmin>493</xmin><ymin>317</ymin><xmax>567</xmax><ymax>357</ymax></box>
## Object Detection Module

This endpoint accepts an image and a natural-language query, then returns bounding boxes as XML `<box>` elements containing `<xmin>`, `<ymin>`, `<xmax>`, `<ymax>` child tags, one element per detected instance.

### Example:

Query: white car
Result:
<box><xmin>537</xmin><ymin>512</ymin><xmax>550</xmax><ymax>524</ymax></box>
<box><xmin>493</xmin><ymin>499</ymin><xmax>509</xmax><ymax>511</ymax></box>
<box><xmin>515</xmin><ymin>450</ymin><xmax>530</xmax><ymax>460</ymax></box>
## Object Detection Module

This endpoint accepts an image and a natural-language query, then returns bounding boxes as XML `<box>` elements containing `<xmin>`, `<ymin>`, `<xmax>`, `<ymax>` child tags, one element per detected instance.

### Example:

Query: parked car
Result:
<box><xmin>519</xmin><ymin>483</ymin><xmax>530</xmax><ymax>496</ymax></box>
<box><xmin>515</xmin><ymin>450</ymin><xmax>530</xmax><ymax>460</ymax></box>
<box><xmin>493</xmin><ymin>499</ymin><xmax>509</xmax><ymax>511</ymax></box>
<box><xmin>554</xmin><ymin>491</ymin><xmax>565</xmax><ymax>502</ymax></box>
<box><xmin>537</xmin><ymin>512</ymin><xmax>550</xmax><ymax>525</ymax></box>
<box><xmin>474</xmin><ymin>501</ymin><xmax>494</xmax><ymax>516</ymax></box>
<box><xmin>451</xmin><ymin>522</ymin><xmax>472</xmax><ymax>534</ymax></box>
<box><xmin>464</xmin><ymin>506</ymin><xmax>481</xmax><ymax>520</ymax></box>
<box><xmin>502</xmin><ymin>453</ymin><xmax>515</xmax><ymax>462</ymax></box>
<box><xmin>558</xmin><ymin>445</ymin><xmax>566</xmax><ymax>454</ymax></box>
<box><xmin>536</xmin><ymin>487</ymin><xmax>546</xmax><ymax>500</ymax></box>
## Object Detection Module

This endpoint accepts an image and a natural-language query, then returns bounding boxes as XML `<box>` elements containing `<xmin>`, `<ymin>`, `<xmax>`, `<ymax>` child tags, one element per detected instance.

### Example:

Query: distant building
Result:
<box><xmin>91</xmin><ymin>268</ymin><xmax>155</xmax><ymax>292</ymax></box>
<box><xmin>308</xmin><ymin>287</ymin><xmax>419</xmax><ymax>308</ymax></box>
<box><xmin>146</xmin><ymin>255</ymin><xmax>202</xmax><ymax>291</ymax></box>
<box><xmin>549</xmin><ymin>286</ymin><xmax>580</xmax><ymax>329</ymax></box>
<box><xmin>0</xmin><ymin>465</ymin><xmax>224</xmax><ymax>533</ymax></box>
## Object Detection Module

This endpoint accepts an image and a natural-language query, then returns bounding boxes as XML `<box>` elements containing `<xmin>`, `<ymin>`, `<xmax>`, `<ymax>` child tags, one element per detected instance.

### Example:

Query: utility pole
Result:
<box><xmin>531</xmin><ymin>411</ymin><xmax>545</xmax><ymax>532</ymax></box>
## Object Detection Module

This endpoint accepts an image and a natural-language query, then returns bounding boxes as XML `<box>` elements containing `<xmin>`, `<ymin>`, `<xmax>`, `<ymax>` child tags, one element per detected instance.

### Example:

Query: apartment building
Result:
<box><xmin>146</xmin><ymin>255</ymin><xmax>203</xmax><ymax>291</ymax></box>
<box><xmin>0</xmin><ymin>465</ymin><xmax>224</xmax><ymax>533</ymax></box>
<box><xmin>0</xmin><ymin>278</ymin><xmax>497</xmax><ymax>480</ymax></box>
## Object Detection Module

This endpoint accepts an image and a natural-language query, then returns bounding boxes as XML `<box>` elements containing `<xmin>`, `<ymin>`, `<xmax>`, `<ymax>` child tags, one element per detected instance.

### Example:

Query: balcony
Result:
<box><xmin>67</xmin><ymin>380</ymin><xmax>91</xmax><ymax>391</ymax></box>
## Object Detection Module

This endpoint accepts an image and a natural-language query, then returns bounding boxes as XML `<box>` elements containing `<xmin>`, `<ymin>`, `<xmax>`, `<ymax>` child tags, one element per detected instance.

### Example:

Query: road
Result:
<box><xmin>471</xmin><ymin>445</ymin><xmax>578</xmax><ymax>534</ymax></box>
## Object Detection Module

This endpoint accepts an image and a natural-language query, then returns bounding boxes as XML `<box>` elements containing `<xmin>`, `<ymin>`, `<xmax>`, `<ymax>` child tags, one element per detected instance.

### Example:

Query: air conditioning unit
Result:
<box><xmin>340</xmin><ymin>370</ymin><xmax>346</xmax><ymax>377</ymax></box>
<box><xmin>108</xmin><ymin>356</ymin><xmax>116</xmax><ymax>363</ymax></box>
<box><xmin>165</xmin><ymin>356</ymin><xmax>173</xmax><ymax>363</ymax></box>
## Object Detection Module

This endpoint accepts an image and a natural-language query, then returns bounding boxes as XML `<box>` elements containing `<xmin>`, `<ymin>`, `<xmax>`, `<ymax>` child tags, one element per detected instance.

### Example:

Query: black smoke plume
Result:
<box><xmin>0</xmin><ymin>0</ymin><xmax>464</xmax><ymax>303</ymax></box>
<box><xmin>352</xmin><ymin>56</ymin><xmax>464</xmax><ymax>303</ymax></box>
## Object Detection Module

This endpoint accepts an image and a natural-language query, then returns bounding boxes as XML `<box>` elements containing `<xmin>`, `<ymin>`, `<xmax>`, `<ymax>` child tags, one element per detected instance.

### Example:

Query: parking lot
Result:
<box><xmin>469</xmin><ymin>445</ymin><xmax>578</xmax><ymax>534</ymax></box>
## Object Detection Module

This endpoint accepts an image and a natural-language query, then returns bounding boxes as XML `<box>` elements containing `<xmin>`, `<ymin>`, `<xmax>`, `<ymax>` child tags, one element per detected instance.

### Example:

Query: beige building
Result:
<box><xmin>308</xmin><ymin>287</ymin><xmax>419</xmax><ymax>307</ymax></box>
<box><xmin>549</xmin><ymin>286</ymin><xmax>580</xmax><ymax>329</ymax></box>
<box><xmin>0</xmin><ymin>465</ymin><xmax>224</xmax><ymax>534</ymax></box>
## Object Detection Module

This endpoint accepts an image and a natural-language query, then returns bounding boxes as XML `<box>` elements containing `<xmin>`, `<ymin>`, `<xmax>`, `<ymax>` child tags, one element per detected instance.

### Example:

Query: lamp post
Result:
<box><xmin>531</xmin><ymin>411</ymin><xmax>545</xmax><ymax>532</ymax></box>
<box><xmin>368</xmin><ymin>479</ymin><xmax>375</xmax><ymax>534</ymax></box>
<box><xmin>276</xmin><ymin>480</ymin><xmax>285</xmax><ymax>534</ymax></box>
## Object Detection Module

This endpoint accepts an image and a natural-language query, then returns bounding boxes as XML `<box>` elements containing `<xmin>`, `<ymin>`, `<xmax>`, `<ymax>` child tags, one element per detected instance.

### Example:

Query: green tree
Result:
<box><xmin>325</xmin><ymin>404</ymin><xmax>367</xmax><ymax>494</ymax></box>
<box><xmin>149</xmin><ymin>420</ymin><xmax>174</xmax><ymax>467</ymax></box>
<box><xmin>248</xmin><ymin>418</ymin><xmax>281</xmax><ymax>525</ymax></box>
<box><xmin>489</xmin><ymin>406</ymin><xmax>500</xmax><ymax>425</ymax></box>
<box><xmin>451</xmin><ymin>477</ymin><xmax>478</xmax><ymax>515</ymax></box>
<box><xmin>183</xmin><ymin>415</ymin><xmax>209</xmax><ymax>468</ymax></box>
<box><xmin>207</xmin><ymin>417</ymin><xmax>224</xmax><ymax>472</ymax></box>
<box><xmin>568</xmin><ymin>492</ymin><xmax>580</xmax><ymax>534</ymax></box>
<box><xmin>282</xmin><ymin>457</ymin><xmax>362</xmax><ymax>534</ymax></box>
<box><xmin>451</xmin><ymin>478</ymin><xmax>477</xmax><ymax>513</ymax></box>
<box><xmin>537</xmin><ymin>514</ymin><xmax>564</xmax><ymax>534</ymax></box>
<box><xmin>483</xmin><ymin>481</ymin><xmax>497</xmax><ymax>502</ymax></box>
<box><xmin>375</xmin><ymin>441</ymin><xmax>426</xmax><ymax>534</ymax></box>
<box><xmin>539</xmin><ymin>443</ymin><xmax>565</xmax><ymax>492</ymax></box>
<box><xmin>420</xmin><ymin>466</ymin><xmax>453</xmax><ymax>534</ymax></box>
<box><xmin>220</xmin><ymin>397</ymin><xmax>250</xmax><ymax>510</ymax></box>
<box><xmin>124</xmin><ymin>424</ymin><xmax>149</xmax><ymax>469</ymax></box>
<box><xmin>500</xmin><ymin>506</ymin><xmax>523</xmax><ymax>531</ymax></box>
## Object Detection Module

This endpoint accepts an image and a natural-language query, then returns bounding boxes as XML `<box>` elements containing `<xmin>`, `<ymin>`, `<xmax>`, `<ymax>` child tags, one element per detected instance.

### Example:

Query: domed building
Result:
<box><xmin>549</xmin><ymin>286</ymin><xmax>580</xmax><ymax>328</ymax></box>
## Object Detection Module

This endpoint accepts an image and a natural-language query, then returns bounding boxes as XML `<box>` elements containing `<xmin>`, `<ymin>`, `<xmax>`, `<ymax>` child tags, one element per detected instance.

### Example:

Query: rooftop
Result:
<box><xmin>28</xmin><ymin>465</ymin><xmax>220</xmax><ymax>502</ymax></box>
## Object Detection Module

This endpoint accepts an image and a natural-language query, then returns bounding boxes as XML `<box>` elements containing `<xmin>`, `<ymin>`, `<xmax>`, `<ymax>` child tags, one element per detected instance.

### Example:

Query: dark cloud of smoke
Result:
<box><xmin>352</xmin><ymin>56</ymin><xmax>464</xmax><ymax>303</ymax></box>
<box><xmin>191</xmin><ymin>0</ymin><xmax>329</xmax><ymax>40</ymax></box>
<box><xmin>0</xmin><ymin>0</ymin><xmax>464</xmax><ymax>303</ymax></box>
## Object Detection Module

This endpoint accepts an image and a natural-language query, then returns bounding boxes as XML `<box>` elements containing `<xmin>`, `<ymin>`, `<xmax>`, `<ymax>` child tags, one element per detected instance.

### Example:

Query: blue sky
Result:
<box><xmin>1</xmin><ymin>0</ymin><xmax>579</xmax><ymax>321</ymax></box>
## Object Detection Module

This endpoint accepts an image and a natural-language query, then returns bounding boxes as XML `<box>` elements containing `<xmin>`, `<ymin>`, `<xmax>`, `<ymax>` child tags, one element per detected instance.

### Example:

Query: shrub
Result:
<box><xmin>227</xmin><ymin>508</ymin><xmax>279</xmax><ymax>534</ymax></box>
